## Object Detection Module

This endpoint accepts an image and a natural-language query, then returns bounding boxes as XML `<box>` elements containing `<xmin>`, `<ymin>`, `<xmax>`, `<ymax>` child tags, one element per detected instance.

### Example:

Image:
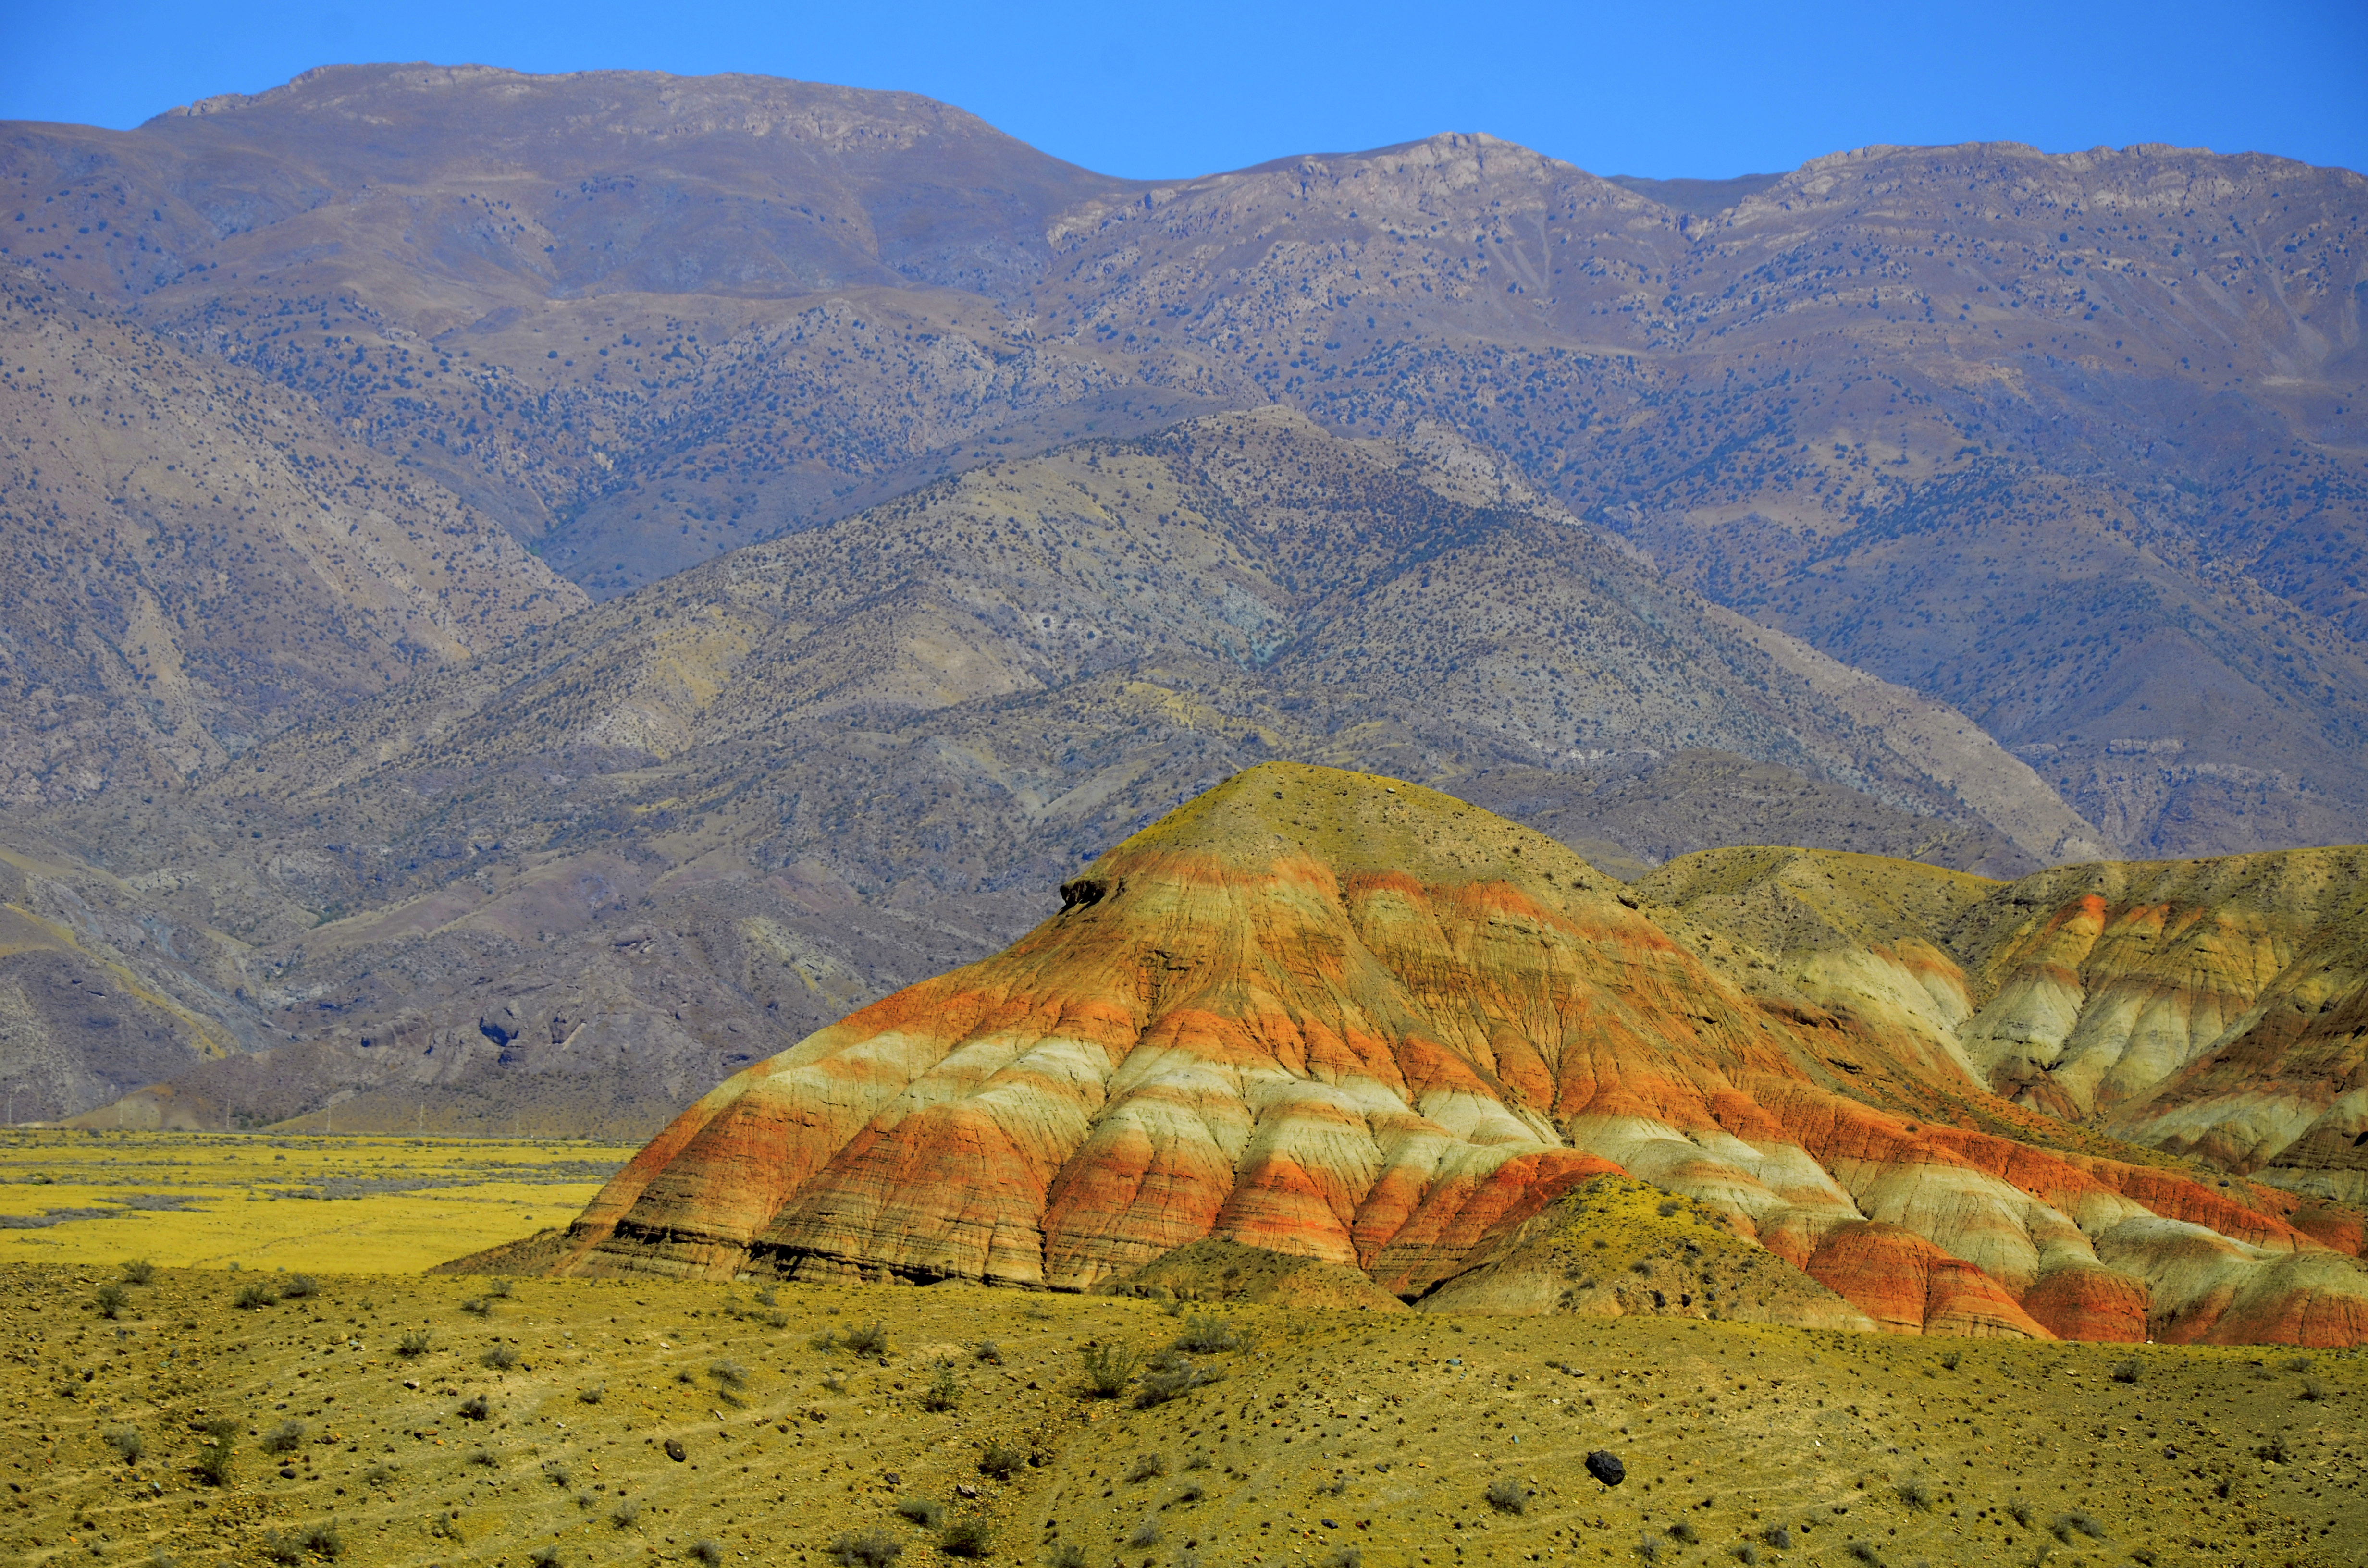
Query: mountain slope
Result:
<box><xmin>32</xmin><ymin>409</ymin><xmax>2078</xmax><ymax>1130</ymax></box>
<box><xmin>0</xmin><ymin>263</ymin><xmax>585</xmax><ymax>805</ymax></box>
<box><xmin>556</xmin><ymin>762</ymin><xmax>2368</xmax><ymax>1345</ymax></box>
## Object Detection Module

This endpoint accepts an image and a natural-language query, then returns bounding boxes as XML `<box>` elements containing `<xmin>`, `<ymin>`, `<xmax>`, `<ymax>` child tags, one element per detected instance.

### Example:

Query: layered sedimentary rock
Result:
<box><xmin>555</xmin><ymin>764</ymin><xmax>2368</xmax><ymax>1345</ymax></box>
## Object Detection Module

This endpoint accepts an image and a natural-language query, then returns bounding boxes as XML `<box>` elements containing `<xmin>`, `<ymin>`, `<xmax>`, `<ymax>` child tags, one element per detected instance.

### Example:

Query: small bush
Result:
<box><xmin>1657</xmin><ymin>1198</ymin><xmax>1683</xmax><ymax>1217</ymax></box>
<box><xmin>611</xmin><ymin>1497</ymin><xmax>642</xmax><ymax>1528</ymax></box>
<box><xmin>2051</xmin><ymin>1510</ymin><xmax>2107</xmax><ymax>1543</ymax></box>
<box><xmin>1896</xmin><ymin>1476</ymin><xmax>1932</xmax><ymax>1511</ymax></box>
<box><xmin>691</xmin><ymin>1542</ymin><xmax>724</xmax><ymax>1566</ymax></box>
<box><xmin>1172</xmin><ymin>1314</ymin><xmax>1244</xmax><ymax>1354</ymax></box>
<box><xmin>1126</xmin><ymin>1453</ymin><xmax>1167</xmax><ymax>1482</ymax></box>
<box><xmin>193</xmin><ymin>1421</ymin><xmax>236</xmax><ymax>1486</ymax></box>
<box><xmin>459</xmin><ymin>1297</ymin><xmax>491</xmax><ymax>1316</ymax></box>
<box><xmin>941</xmin><ymin>1519</ymin><xmax>992</xmax><ymax>1558</ymax></box>
<box><xmin>579</xmin><ymin>1384</ymin><xmax>605</xmax><ymax>1405</ymax></box>
<box><xmin>2281</xmin><ymin>1354</ymin><xmax>2314</xmax><ymax>1373</ymax></box>
<box><xmin>484</xmin><ymin>1343</ymin><xmax>519</xmax><ymax>1371</ymax></box>
<box><xmin>973</xmin><ymin>1339</ymin><xmax>1003</xmax><ymax>1365</ymax></box>
<box><xmin>121</xmin><ymin>1259</ymin><xmax>157</xmax><ymax>1286</ymax></box>
<box><xmin>395</xmin><ymin>1330</ymin><xmax>432</xmax><ymax>1358</ymax></box>
<box><xmin>104</xmin><ymin>1425</ymin><xmax>144</xmax><ymax>1462</ymax></box>
<box><xmin>1327</xmin><ymin>1550</ymin><xmax>1362</xmax><ymax>1568</ymax></box>
<box><xmin>531</xmin><ymin>1547</ymin><xmax>564</xmax><ymax>1568</ymax></box>
<box><xmin>1082</xmin><ymin>1342</ymin><xmax>1140</xmax><ymax>1398</ymax></box>
<box><xmin>1937</xmin><ymin>1350</ymin><xmax>1961</xmax><ymax>1372</ymax></box>
<box><xmin>1762</xmin><ymin>1525</ymin><xmax>1792</xmax><ymax>1549</ymax></box>
<box><xmin>543</xmin><ymin>1459</ymin><xmax>572</xmax><ymax>1488</ymax></box>
<box><xmin>1485</xmin><ymin>1476</ymin><xmax>1527</xmax><ymax>1515</ymax></box>
<box><xmin>923</xmin><ymin>1362</ymin><xmax>959</xmax><ymax>1411</ymax></box>
<box><xmin>260</xmin><ymin>1420</ymin><xmax>306</xmax><ymax>1456</ymax></box>
<box><xmin>1047</xmin><ymin>1546</ymin><xmax>1087</xmax><ymax>1568</ymax></box>
<box><xmin>281</xmin><ymin>1274</ymin><xmax>319</xmax><ymax>1300</ymax></box>
<box><xmin>362</xmin><ymin>1461</ymin><xmax>395</xmax><ymax>1487</ymax></box>
<box><xmin>95</xmin><ymin>1283</ymin><xmax>132</xmax><ymax>1320</ymax></box>
<box><xmin>1175</xmin><ymin>1482</ymin><xmax>1205</xmax><ymax>1504</ymax></box>
<box><xmin>234</xmin><ymin>1282</ymin><xmax>279</xmax><ymax>1310</ymax></box>
<box><xmin>1733</xmin><ymin>1547</ymin><xmax>1760</xmax><ymax>1566</ymax></box>
<box><xmin>1638</xmin><ymin>1536</ymin><xmax>1663</xmax><ymax>1564</ymax></box>
<box><xmin>979</xmin><ymin>1442</ymin><xmax>1026</xmax><ymax>1480</ymax></box>
<box><xmin>467</xmin><ymin>1446</ymin><xmax>498</xmax><ymax>1469</ymax></box>
<box><xmin>1183</xmin><ymin>1452</ymin><xmax>1211</xmax><ymax>1471</ymax></box>
<box><xmin>712</xmin><ymin>1358</ymin><xmax>749</xmax><ymax>1390</ymax></box>
<box><xmin>2255</xmin><ymin>1434</ymin><xmax>2293</xmax><ymax>1463</ymax></box>
<box><xmin>822</xmin><ymin>1370</ymin><xmax>848</xmax><ymax>1393</ymax></box>
<box><xmin>2301</xmin><ymin>1376</ymin><xmax>2329</xmax><ymax>1401</ymax></box>
<box><xmin>755</xmin><ymin>1287</ymin><xmax>778</xmax><ymax>1306</ymax></box>
<box><xmin>843</xmin><ymin>1320</ymin><xmax>889</xmax><ymax>1356</ymax></box>
<box><xmin>676</xmin><ymin>1368</ymin><xmax>697</xmax><ymax>1385</ymax></box>
<box><xmin>1135</xmin><ymin>1348</ymin><xmax>1219</xmax><ymax>1407</ymax></box>
<box><xmin>826</xmin><ymin>1526</ymin><xmax>902</xmax><ymax>1567</ymax></box>
<box><xmin>809</xmin><ymin>1328</ymin><xmax>839</xmax><ymax>1351</ymax></box>
<box><xmin>2007</xmin><ymin>1500</ymin><xmax>2033</xmax><ymax>1527</ymax></box>
<box><xmin>1844</xmin><ymin>1543</ymin><xmax>1882</xmax><ymax>1566</ymax></box>
<box><xmin>897</xmin><ymin>1496</ymin><xmax>946</xmax><ymax>1528</ymax></box>
<box><xmin>484</xmin><ymin>1277</ymin><xmax>514</xmax><ymax>1299</ymax></box>
<box><xmin>1668</xmin><ymin>1520</ymin><xmax>1698</xmax><ymax>1544</ymax></box>
<box><xmin>457</xmin><ymin>1394</ymin><xmax>490</xmax><ymax>1421</ymax></box>
<box><xmin>1128</xmin><ymin>1518</ymin><xmax>1162</xmax><ymax>1548</ymax></box>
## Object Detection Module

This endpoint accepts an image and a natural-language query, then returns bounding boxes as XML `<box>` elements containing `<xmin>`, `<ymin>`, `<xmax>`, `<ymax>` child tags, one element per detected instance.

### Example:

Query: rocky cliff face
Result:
<box><xmin>555</xmin><ymin>764</ymin><xmax>2368</xmax><ymax>1345</ymax></box>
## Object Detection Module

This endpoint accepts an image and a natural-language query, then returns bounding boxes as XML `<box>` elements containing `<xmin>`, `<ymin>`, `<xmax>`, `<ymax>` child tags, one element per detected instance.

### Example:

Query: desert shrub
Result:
<box><xmin>1327</xmin><ymin>1550</ymin><xmax>1362</xmax><ymax>1568</ymax></box>
<box><xmin>1733</xmin><ymin>1547</ymin><xmax>1760</xmax><ymax>1566</ymax></box>
<box><xmin>1082</xmin><ymin>1342</ymin><xmax>1141</xmax><ymax>1398</ymax></box>
<box><xmin>294</xmin><ymin>1522</ymin><xmax>344</xmax><ymax>1560</ymax></box>
<box><xmin>923</xmin><ymin>1362</ymin><xmax>959</xmax><ymax>1411</ymax></box>
<box><xmin>484</xmin><ymin>1277</ymin><xmax>514</xmax><ymax>1299</ymax></box>
<box><xmin>121</xmin><ymin>1259</ymin><xmax>156</xmax><ymax>1286</ymax></box>
<box><xmin>2112</xmin><ymin>1358</ymin><xmax>2141</xmax><ymax>1383</ymax></box>
<box><xmin>1484</xmin><ymin>1476</ymin><xmax>1528</xmax><ymax>1515</ymax></box>
<box><xmin>809</xmin><ymin>1327</ymin><xmax>839</xmax><ymax>1351</ymax></box>
<box><xmin>973</xmin><ymin>1339</ymin><xmax>1003</xmax><ymax>1365</ymax></box>
<box><xmin>1183</xmin><ymin>1452</ymin><xmax>1211</xmax><ymax>1471</ymax></box>
<box><xmin>1126</xmin><ymin>1453</ymin><xmax>1167</xmax><ymax>1482</ymax></box>
<box><xmin>1175</xmin><ymin>1482</ymin><xmax>1205</xmax><ymax>1504</ymax></box>
<box><xmin>396</xmin><ymin>1330</ymin><xmax>432</xmax><ymax>1358</ymax></box>
<box><xmin>676</xmin><ymin>1368</ymin><xmax>697</xmax><ymax>1385</ymax></box>
<box><xmin>1937</xmin><ymin>1349</ymin><xmax>1961</xmax><ymax>1372</ymax></box>
<box><xmin>1761</xmin><ymin>1525</ymin><xmax>1792</xmax><ymax>1549</ymax></box>
<box><xmin>457</xmin><ymin>1394</ymin><xmax>490</xmax><ymax>1421</ymax></box>
<box><xmin>483</xmin><ymin>1343</ymin><xmax>519</xmax><ymax>1371</ymax></box>
<box><xmin>843</xmin><ymin>1320</ymin><xmax>889</xmax><ymax>1356</ymax></box>
<box><xmin>1896</xmin><ymin>1475</ymin><xmax>1932</xmax><ymax>1510</ymax></box>
<box><xmin>104</xmin><ymin>1425</ymin><xmax>144</xmax><ymax>1462</ymax></box>
<box><xmin>1638</xmin><ymin>1536</ymin><xmax>1663</xmax><ymax>1564</ymax></box>
<box><xmin>822</xmin><ymin>1370</ymin><xmax>848</xmax><ymax>1393</ymax></box>
<box><xmin>691</xmin><ymin>1542</ymin><xmax>724</xmax><ymax>1566</ymax></box>
<box><xmin>611</xmin><ymin>1497</ymin><xmax>642</xmax><ymax>1528</ymax></box>
<box><xmin>459</xmin><ymin>1297</ymin><xmax>491</xmax><ymax>1316</ymax></box>
<box><xmin>1657</xmin><ymin>1198</ymin><xmax>1682</xmax><ymax>1217</ymax></box>
<box><xmin>2255</xmin><ymin>1434</ymin><xmax>2293</xmax><ymax>1463</ymax></box>
<box><xmin>260</xmin><ymin>1420</ymin><xmax>306</xmax><ymax>1456</ymax></box>
<box><xmin>762</xmin><ymin>1310</ymin><xmax>790</xmax><ymax>1329</ymax></box>
<box><xmin>2281</xmin><ymin>1354</ymin><xmax>2313</xmax><ymax>1373</ymax></box>
<box><xmin>234</xmin><ymin>1282</ymin><xmax>279</xmax><ymax>1310</ymax></box>
<box><xmin>95</xmin><ymin>1283</ymin><xmax>131</xmax><ymax>1320</ymax></box>
<box><xmin>1668</xmin><ymin>1519</ymin><xmax>1698</xmax><ymax>1544</ymax></box>
<box><xmin>1135</xmin><ymin>1348</ymin><xmax>1219</xmax><ymax>1407</ymax></box>
<box><xmin>578</xmin><ymin>1384</ymin><xmax>605</xmax><ymax>1405</ymax></box>
<box><xmin>711</xmin><ymin>1358</ymin><xmax>748</xmax><ymax>1391</ymax></box>
<box><xmin>2007</xmin><ymin>1501</ymin><xmax>2033</xmax><ymax>1527</ymax></box>
<box><xmin>530</xmin><ymin>1547</ymin><xmax>563</xmax><ymax>1568</ymax></box>
<box><xmin>1845</xmin><ymin>1543</ymin><xmax>1882</xmax><ymax>1566</ymax></box>
<box><xmin>1172</xmin><ymin>1314</ymin><xmax>1245</xmax><ymax>1353</ymax></box>
<box><xmin>755</xmin><ymin>1287</ymin><xmax>778</xmax><ymax>1306</ymax></box>
<box><xmin>467</xmin><ymin>1446</ymin><xmax>498</xmax><ymax>1468</ymax></box>
<box><xmin>2050</xmin><ymin>1510</ymin><xmax>2107</xmax><ymax>1543</ymax></box>
<box><xmin>2301</xmin><ymin>1376</ymin><xmax>2329</xmax><ymax>1401</ymax></box>
<box><xmin>543</xmin><ymin>1459</ymin><xmax>571</xmax><ymax>1487</ymax></box>
<box><xmin>1047</xmin><ymin>1546</ymin><xmax>1087</xmax><ymax>1568</ymax></box>
<box><xmin>897</xmin><ymin>1496</ymin><xmax>946</xmax><ymax>1528</ymax></box>
<box><xmin>980</xmin><ymin>1442</ymin><xmax>1026</xmax><ymax>1480</ymax></box>
<box><xmin>942</xmin><ymin>1519</ymin><xmax>992</xmax><ymax>1559</ymax></box>
<box><xmin>1317</xmin><ymin>1474</ymin><xmax>1346</xmax><ymax>1496</ymax></box>
<box><xmin>361</xmin><ymin>1462</ymin><xmax>395</xmax><ymax>1487</ymax></box>
<box><xmin>826</xmin><ymin>1527</ymin><xmax>902</xmax><ymax>1567</ymax></box>
<box><xmin>1128</xmin><ymin>1518</ymin><xmax>1162</xmax><ymax>1548</ymax></box>
<box><xmin>281</xmin><ymin>1274</ymin><xmax>319</xmax><ymax>1300</ymax></box>
<box><xmin>193</xmin><ymin>1420</ymin><xmax>237</xmax><ymax>1486</ymax></box>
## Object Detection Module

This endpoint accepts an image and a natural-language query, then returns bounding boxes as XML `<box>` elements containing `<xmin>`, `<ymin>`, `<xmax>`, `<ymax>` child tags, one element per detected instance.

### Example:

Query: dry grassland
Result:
<box><xmin>0</xmin><ymin>1131</ymin><xmax>637</xmax><ymax>1273</ymax></box>
<box><xmin>0</xmin><ymin>1140</ymin><xmax>2362</xmax><ymax>1568</ymax></box>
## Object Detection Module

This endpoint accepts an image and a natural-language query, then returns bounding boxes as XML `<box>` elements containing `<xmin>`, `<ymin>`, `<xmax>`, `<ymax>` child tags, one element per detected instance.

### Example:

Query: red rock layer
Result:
<box><xmin>550</xmin><ymin>764</ymin><xmax>2368</xmax><ymax>1345</ymax></box>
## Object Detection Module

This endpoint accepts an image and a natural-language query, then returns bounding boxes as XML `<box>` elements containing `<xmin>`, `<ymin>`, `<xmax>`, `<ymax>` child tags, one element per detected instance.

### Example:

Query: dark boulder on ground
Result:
<box><xmin>1585</xmin><ymin>1450</ymin><xmax>1625</xmax><ymax>1487</ymax></box>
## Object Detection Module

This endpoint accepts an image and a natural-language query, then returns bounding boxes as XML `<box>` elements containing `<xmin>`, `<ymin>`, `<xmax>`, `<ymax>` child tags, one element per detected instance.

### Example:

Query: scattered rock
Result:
<box><xmin>664</xmin><ymin>1438</ymin><xmax>687</xmax><ymax>1462</ymax></box>
<box><xmin>1585</xmin><ymin>1450</ymin><xmax>1625</xmax><ymax>1487</ymax></box>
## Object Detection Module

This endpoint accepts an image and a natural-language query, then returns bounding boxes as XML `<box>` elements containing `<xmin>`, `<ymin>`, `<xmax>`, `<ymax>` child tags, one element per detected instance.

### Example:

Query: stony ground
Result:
<box><xmin>3</xmin><ymin>1258</ymin><xmax>2361</xmax><ymax>1568</ymax></box>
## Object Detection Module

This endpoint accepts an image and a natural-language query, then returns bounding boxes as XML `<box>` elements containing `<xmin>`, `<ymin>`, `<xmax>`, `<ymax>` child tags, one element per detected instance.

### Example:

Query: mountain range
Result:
<box><xmin>0</xmin><ymin>65</ymin><xmax>2363</xmax><ymax>1306</ymax></box>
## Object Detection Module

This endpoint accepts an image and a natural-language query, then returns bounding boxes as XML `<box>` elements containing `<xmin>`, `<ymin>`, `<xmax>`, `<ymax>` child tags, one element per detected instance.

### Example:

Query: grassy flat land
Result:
<box><xmin>0</xmin><ymin>1131</ymin><xmax>636</xmax><ymax>1273</ymax></box>
<box><xmin>1</xmin><ymin>1267</ymin><xmax>2360</xmax><ymax>1568</ymax></box>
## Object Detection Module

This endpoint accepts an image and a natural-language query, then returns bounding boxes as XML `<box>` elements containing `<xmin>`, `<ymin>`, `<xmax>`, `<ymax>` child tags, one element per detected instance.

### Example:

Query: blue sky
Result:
<box><xmin>7</xmin><ymin>0</ymin><xmax>2364</xmax><ymax>181</ymax></box>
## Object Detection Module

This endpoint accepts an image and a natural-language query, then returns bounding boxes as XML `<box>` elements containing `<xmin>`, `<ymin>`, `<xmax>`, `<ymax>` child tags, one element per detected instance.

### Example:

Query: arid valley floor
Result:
<box><xmin>2</xmin><ymin>1135</ymin><xmax>2361</xmax><ymax>1568</ymax></box>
